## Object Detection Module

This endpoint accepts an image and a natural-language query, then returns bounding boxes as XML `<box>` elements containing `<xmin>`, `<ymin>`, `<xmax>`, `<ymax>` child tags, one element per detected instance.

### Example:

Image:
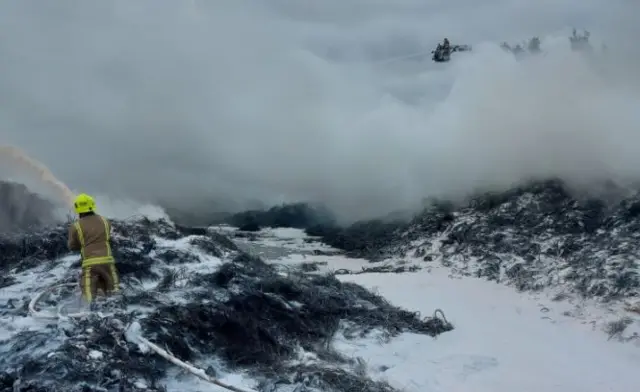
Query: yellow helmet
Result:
<box><xmin>74</xmin><ymin>193</ymin><xmax>96</xmax><ymax>214</ymax></box>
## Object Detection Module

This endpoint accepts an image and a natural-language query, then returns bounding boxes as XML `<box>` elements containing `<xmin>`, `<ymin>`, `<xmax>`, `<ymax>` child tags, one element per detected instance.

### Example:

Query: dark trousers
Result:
<box><xmin>79</xmin><ymin>263</ymin><xmax>120</xmax><ymax>303</ymax></box>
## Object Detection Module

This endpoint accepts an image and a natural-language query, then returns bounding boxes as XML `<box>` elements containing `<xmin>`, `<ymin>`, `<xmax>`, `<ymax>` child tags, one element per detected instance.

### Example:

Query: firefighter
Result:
<box><xmin>67</xmin><ymin>193</ymin><xmax>120</xmax><ymax>305</ymax></box>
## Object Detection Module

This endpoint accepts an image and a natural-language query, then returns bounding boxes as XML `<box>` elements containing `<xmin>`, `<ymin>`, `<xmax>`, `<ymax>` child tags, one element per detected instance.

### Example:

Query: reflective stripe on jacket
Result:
<box><xmin>67</xmin><ymin>214</ymin><xmax>114</xmax><ymax>267</ymax></box>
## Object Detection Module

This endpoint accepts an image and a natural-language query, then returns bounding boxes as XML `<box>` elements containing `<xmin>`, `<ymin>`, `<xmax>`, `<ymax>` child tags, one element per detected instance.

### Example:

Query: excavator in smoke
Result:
<box><xmin>432</xmin><ymin>29</ymin><xmax>598</xmax><ymax>64</ymax></box>
<box><xmin>431</xmin><ymin>38</ymin><xmax>472</xmax><ymax>63</ymax></box>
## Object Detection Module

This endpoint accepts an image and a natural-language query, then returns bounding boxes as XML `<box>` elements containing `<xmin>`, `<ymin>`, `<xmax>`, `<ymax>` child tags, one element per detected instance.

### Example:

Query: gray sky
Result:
<box><xmin>0</xmin><ymin>0</ymin><xmax>639</xmax><ymax>221</ymax></box>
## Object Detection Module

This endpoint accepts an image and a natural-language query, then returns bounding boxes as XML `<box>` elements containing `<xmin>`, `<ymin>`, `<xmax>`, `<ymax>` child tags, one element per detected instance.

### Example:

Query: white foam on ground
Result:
<box><xmin>260</xmin><ymin>227</ymin><xmax>309</xmax><ymax>239</ymax></box>
<box><xmin>393</xmin><ymin>226</ymin><xmax>640</xmax><ymax>341</ymax></box>
<box><xmin>256</xmin><ymin>229</ymin><xmax>640</xmax><ymax>391</ymax></box>
<box><xmin>335</xmin><ymin>268</ymin><xmax>640</xmax><ymax>392</ymax></box>
<box><xmin>270</xmin><ymin>252</ymin><xmax>371</xmax><ymax>272</ymax></box>
<box><xmin>223</xmin><ymin>225</ymin><xmax>338</xmax><ymax>253</ymax></box>
<box><xmin>152</xmin><ymin>234</ymin><xmax>228</xmax><ymax>272</ymax></box>
<box><xmin>0</xmin><ymin>226</ymin><xmax>262</xmax><ymax>391</ymax></box>
<box><xmin>0</xmin><ymin>255</ymin><xmax>78</xmax><ymax>335</ymax></box>
<box><xmin>4</xmin><ymin>224</ymin><xmax>640</xmax><ymax>391</ymax></box>
<box><xmin>0</xmin><ymin>228</ymin><xmax>227</xmax><ymax>350</ymax></box>
<box><xmin>162</xmin><ymin>367</ymin><xmax>257</xmax><ymax>392</ymax></box>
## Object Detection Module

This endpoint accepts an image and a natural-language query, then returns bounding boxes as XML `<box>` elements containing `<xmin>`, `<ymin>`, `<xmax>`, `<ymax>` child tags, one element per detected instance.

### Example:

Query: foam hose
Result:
<box><xmin>132</xmin><ymin>334</ymin><xmax>256</xmax><ymax>392</ymax></box>
<box><xmin>28</xmin><ymin>283</ymin><xmax>91</xmax><ymax>319</ymax></box>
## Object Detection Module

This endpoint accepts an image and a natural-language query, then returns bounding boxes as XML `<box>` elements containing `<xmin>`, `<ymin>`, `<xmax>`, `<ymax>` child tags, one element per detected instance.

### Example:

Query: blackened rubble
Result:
<box><xmin>296</xmin><ymin>179</ymin><xmax>640</xmax><ymax>302</ymax></box>
<box><xmin>159</xmin><ymin>253</ymin><xmax>450</xmax><ymax>391</ymax></box>
<box><xmin>145</xmin><ymin>253</ymin><xmax>450</xmax><ymax>370</ymax></box>
<box><xmin>224</xmin><ymin>203</ymin><xmax>336</xmax><ymax>233</ymax></box>
<box><xmin>400</xmin><ymin>179</ymin><xmax>640</xmax><ymax>300</ymax></box>
<box><xmin>0</xmin><ymin>191</ymin><xmax>453</xmax><ymax>392</ymax></box>
<box><xmin>218</xmin><ymin>203</ymin><xmax>407</xmax><ymax>260</ymax></box>
<box><xmin>0</xmin><ymin>181</ymin><xmax>61</xmax><ymax>234</ymax></box>
<box><xmin>214</xmin><ymin>179</ymin><xmax>640</xmax><ymax>302</ymax></box>
<box><xmin>305</xmin><ymin>220</ymin><xmax>406</xmax><ymax>260</ymax></box>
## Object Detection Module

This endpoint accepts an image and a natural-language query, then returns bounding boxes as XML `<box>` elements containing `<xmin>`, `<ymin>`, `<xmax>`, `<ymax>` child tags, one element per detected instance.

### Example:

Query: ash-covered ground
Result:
<box><xmin>219</xmin><ymin>178</ymin><xmax>640</xmax><ymax>341</ymax></box>
<box><xmin>223</xmin><ymin>179</ymin><xmax>640</xmax><ymax>305</ymax></box>
<box><xmin>0</xmin><ymin>181</ymin><xmax>452</xmax><ymax>392</ymax></box>
<box><xmin>3</xmin><ymin>176</ymin><xmax>640</xmax><ymax>392</ymax></box>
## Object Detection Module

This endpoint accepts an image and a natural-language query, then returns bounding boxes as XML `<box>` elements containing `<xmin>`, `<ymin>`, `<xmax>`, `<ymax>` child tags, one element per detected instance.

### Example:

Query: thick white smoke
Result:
<box><xmin>0</xmin><ymin>0</ymin><xmax>639</xmax><ymax>222</ymax></box>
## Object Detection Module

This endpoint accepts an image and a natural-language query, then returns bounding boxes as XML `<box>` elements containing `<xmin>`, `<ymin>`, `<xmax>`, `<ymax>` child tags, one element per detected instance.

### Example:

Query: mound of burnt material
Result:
<box><xmin>305</xmin><ymin>220</ymin><xmax>407</xmax><ymax>260</ymax></box>
<box><xmin>385</xmin><ymin>179</ymin><xmax>640</xmax><ymax>301</ymax></box>
<box><xmin>0</xmin><ymin>218</ymin><xmax>453</xmax><ymax>392</ymax></box>
<box><xmin>226</xmin><ymin>203</ymin><xmax>336</xmax><ymax>231</ymax></box>
<box><xmin>294</xmin><ymin>179</ymin><xmax>640</xmax><ymax>302</ymax></box>
<box><xmin>136</xmin><ymin>253</ymin><xmax>452</xmax><ymax>391</ymax></box>
<box><xmin>0</xmin><ymin>214</ymin><xmax>235</xmax><ymax>276</ymax></box>
<box><xmin>0</xmin><ymin>180</ymin><xmax>60</xmax><ymax>234</ymax></box>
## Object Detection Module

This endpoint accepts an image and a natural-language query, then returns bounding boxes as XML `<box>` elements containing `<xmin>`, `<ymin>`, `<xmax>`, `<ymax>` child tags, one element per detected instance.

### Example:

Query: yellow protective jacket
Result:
<box><xmin>67</xmin><ymin>213</ymin><xmax>115</xmax><ymax>267</ymax></box>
